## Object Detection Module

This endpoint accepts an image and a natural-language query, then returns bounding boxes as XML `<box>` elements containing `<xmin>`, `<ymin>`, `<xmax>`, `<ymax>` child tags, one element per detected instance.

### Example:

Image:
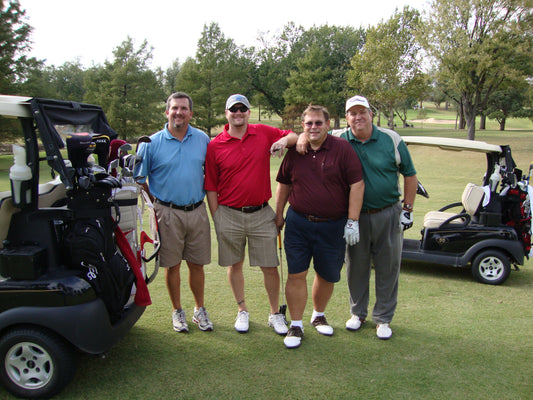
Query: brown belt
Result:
<box><xmin>361</xmin><ymin>203</ymin><xmax>394</xmax><ymax>214</ymax></box>
<box><xmin>300</xmin><ymin>213</ymin><xmax>343</xmax><ymax>223</ymax></box>
<box><xmin>226</xmin><ymin>202</ymin><xmax>268</xmax><ymax>213</ymax></box>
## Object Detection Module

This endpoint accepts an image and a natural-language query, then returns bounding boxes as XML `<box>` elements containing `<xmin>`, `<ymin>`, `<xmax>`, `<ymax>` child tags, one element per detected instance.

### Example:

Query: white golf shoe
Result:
<box><xmin>376</xmin><ymin>323</ymin><xmax>392</xmax><ymax>340</ymax></box>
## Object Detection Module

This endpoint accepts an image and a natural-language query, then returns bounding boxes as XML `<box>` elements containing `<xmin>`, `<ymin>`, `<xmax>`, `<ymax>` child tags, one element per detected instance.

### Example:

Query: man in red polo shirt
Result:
<box><xmin>205</xmin><ymin>94</ymin><xmax>299</xmax><ymax>335</ymax></box>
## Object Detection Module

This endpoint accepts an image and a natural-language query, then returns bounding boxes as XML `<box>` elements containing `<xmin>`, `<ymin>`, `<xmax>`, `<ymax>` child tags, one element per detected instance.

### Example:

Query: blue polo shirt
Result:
<box><xmin>334</xmin><ymin>125</ymin><xmax>416</xmax><ymax>210</ymax></box>
<box><xmin>135</xmin><ymin>123</ymin><xmax>210</xmax><ymax>206</ymax></box>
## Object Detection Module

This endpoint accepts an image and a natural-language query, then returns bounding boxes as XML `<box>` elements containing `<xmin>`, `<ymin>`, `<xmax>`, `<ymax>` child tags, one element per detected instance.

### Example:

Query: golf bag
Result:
<box><xmin>63</xmin><ymin>133</ymin><xmax>149</xmax><ymax>322</ymax></box>
<box><xmin>64</xmin><ymin>214</ymin><xmax>135</xmax><ymax>323</ymax></box>
<box><xmin>501</xmin><ymin>183</ymin><xmax>532</xmax><ymax>258</ymax></box>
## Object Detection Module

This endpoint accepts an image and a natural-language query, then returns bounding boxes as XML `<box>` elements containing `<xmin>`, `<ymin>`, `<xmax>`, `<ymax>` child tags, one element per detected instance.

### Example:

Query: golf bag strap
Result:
<box><xmin>115</xmin><ymin>225</ymin><xmax>151</xmax><ymax>306</ymax></box>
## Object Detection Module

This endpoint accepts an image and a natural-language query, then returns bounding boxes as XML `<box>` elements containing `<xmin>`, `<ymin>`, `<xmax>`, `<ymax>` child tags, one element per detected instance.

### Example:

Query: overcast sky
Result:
<box><xmin>18</xmin><ymin>0</ymin><xmax>430</xmax><ymax>70</ymax></box>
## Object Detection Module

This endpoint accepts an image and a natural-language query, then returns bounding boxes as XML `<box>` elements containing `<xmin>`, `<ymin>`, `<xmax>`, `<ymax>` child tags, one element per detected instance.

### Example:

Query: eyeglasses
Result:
<box><xmin>229</xmin><ymin>105</ymin><xmax>249</xmax><ymax>113</ymax></box>
<box><xmin>304</xmin><ymin>120</ymin><xmax>324</xmax><ymax>127</ymax></box>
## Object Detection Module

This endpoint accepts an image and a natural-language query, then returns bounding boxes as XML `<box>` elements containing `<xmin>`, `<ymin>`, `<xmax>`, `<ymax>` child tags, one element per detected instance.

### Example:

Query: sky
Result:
<box><xmin>18</xmin><ymin>0</ymin><xmax>430</xmax><ymax>70</ymax></box>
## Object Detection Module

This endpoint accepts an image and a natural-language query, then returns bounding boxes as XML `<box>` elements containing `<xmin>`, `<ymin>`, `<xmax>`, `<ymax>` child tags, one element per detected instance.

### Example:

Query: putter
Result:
<box><xmin>278</xmin><ymin>233</ymin><xmax>287</xmax><ymax>321</ymax></box>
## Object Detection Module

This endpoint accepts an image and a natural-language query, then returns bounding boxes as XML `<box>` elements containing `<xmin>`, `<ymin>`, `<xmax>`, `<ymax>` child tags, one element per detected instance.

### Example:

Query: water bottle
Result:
<box><xmin>9</xmin><ymin>144</ymin><xmax>32</xmax><ymax>206</ymax></box>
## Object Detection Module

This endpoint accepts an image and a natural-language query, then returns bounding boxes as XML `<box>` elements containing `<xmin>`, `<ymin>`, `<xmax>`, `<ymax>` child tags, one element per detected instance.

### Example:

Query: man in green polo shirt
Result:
<box><xmin>333</xmin><ymin>95</ymin><xmax>417</xmax><ymax>340</ymax></box>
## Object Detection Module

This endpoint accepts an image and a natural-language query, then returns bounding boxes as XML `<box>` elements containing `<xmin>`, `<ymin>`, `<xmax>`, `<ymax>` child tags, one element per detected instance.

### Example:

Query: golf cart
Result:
<box><xmin>401</xmin><ymin>136</ymin><xmax>532</xmax><ymax>285</ymax></box>
<box><xmin>0</xmin><ymin>95</ymin><xmax>159</xmax><ymax>398</ymax></box>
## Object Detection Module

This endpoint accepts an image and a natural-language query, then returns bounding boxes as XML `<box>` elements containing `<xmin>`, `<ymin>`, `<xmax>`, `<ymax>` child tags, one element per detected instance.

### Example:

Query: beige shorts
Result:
<box><xmin>213</xmin><ymin>205</ymin><xmax>279</xmax><ymax>267</ymax></box>
<box><xmin>155</xmin><ymin>201</ymin><xmax>211</xmax><ymax>267</ymax></box>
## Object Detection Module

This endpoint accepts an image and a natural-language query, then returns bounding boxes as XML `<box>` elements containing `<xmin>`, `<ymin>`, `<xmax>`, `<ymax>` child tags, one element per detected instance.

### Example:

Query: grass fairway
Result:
<box><xmin>0</xmin><ymin>119</ymin><xmax>532</xmax><ymax>399</ymax></box>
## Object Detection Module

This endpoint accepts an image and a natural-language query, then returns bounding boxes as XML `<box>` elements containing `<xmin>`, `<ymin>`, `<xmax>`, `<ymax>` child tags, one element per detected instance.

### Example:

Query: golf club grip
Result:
<box><xmin>278</xmin><ymin>233</ymin><xmax>281</xmax><ymax>249</ymax></box>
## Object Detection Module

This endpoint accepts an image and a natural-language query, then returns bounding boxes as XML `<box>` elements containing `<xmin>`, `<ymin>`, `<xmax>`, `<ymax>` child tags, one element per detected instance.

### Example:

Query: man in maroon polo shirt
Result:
<box><xmin>275</xmin><ymin>104</ymin><xmax>364</xmax><ymax>349</ymax></box>
<box><xmin>204</xmin><ymin>94</ymin><xmax>299</xmax><ymax>335</ymax></box>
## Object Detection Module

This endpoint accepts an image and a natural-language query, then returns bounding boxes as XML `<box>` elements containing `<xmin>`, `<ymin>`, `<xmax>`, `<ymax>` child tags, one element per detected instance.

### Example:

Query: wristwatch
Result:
<box><xmin>403</xmin><ymin>203</ymin><xmax>413</xmax><ymax>212</ymax></box>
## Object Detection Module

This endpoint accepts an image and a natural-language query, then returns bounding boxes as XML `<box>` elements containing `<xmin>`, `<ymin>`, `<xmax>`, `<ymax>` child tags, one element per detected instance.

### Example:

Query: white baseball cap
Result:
<box><xmin>226</xmin><ymin>94</ymin><xmax>250</xmax><ymax>110</ymax></box>
<box><xmin>345</xmin><ymin>95</ymin><xmax>370</xmax><ymax>112</ymax></box>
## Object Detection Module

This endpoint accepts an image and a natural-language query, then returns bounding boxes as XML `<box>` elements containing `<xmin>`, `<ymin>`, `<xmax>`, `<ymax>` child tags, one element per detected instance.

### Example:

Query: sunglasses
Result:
<box><xmin>304</xmin><ymin>120</ymin><xmax>324</xmax><ymax>127</ymax></box>
<box><xmin>229</xmin><ymin>105</ymin><xmax>249</xmax><ymax>113</ymax></box>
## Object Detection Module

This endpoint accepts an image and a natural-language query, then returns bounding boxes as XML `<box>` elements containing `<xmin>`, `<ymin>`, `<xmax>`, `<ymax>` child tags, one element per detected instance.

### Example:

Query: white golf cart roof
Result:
<box><xmin>0</xmin><ymin>95</ymin><xmax>32</xmax><ymax>118</ymax></box>
<box><xmin>402</xmin><ymin>136</ymin><xmax>502</xmax><ymax>154</ymax></box>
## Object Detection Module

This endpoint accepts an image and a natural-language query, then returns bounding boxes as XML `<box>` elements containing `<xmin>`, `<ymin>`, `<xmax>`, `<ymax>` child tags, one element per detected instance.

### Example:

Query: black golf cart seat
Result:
<box><xmin>0</xmin><ymin>180</ymin><xmax>67</xmax><ymax>249</ymax></box>
<box><xmin>423</xmin><ymin>182</ymin><xmax>485</xmax><ymax>228</ymax></box>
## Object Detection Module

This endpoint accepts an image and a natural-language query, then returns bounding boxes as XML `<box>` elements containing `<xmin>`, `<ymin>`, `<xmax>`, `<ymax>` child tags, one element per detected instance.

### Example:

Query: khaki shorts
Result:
<box><xmin>155</xmin><ymin>201</ymin><xmax>211</xmax><ymax>268</ymax></box>
<box><xmin>213</xmin><ymin>205</ymin><xmax>279</xmax><ymax>267</ymax></box>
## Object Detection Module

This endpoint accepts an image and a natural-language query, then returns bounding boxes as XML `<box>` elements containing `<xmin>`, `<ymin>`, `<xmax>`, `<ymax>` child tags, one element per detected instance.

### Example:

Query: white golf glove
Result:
<box><xmin>344</xmin><ymin>219</ymin><xmax>359</xmax><ymax>246</ymax></box>
<box><xmin>400</xmin><ymin>211</ymin><xmax>413</xmax><ymax>230</ymax></box>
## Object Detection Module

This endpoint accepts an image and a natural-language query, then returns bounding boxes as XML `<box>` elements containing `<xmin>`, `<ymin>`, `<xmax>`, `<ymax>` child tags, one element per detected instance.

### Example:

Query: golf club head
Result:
<box><xmin>136</xmin><ymin>135</ymin><xmax>151</xmax><ymax>152</ymax></box>
<box><xmin>416</xmin><ymin>180</ymin><xmax>429</xmax><ymax>198</ymax></box>
<box><xmin>118</xmin><ymin>143</ymin><xmax>132</xmax><ymax>157</ymax></box>
<box><xmin>108</xmin><ymin>158</ymin><xmax>119</xmax><ymax>175</ymax></box>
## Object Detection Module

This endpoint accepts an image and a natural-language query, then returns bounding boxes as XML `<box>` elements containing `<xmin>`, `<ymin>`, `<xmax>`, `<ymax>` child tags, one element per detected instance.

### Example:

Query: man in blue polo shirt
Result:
<box><xmin>136</xmin><ymin>92</ymin><xmax>213</xmax><ymax>333</ymax></box>
<box><xmin>333</xmin><ymin>95</ymin><xmax>417</xmax><ymax>340</ymax></box>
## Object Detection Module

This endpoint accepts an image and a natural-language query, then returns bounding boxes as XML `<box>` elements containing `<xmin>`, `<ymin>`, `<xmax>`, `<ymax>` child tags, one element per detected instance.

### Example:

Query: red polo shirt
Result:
<box><xmin>205</xmin><ymin>123</ymin><xmax>291</xmax><ymax>207</ymax></box>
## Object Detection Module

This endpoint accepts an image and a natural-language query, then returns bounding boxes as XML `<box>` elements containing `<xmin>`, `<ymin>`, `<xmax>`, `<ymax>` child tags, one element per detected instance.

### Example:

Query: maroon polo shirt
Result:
<box><xmin>276</xmin><ymin>134</ymin><xmax>363</xmax><ymax>219</ymax></box>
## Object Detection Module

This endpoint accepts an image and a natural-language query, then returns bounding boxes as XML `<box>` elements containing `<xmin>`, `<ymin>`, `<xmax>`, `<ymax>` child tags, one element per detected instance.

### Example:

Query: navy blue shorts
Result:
<box><xmin>283</xmin><ymin>207</ymin><xmax>347</xmax><ymax>283</ymax></box>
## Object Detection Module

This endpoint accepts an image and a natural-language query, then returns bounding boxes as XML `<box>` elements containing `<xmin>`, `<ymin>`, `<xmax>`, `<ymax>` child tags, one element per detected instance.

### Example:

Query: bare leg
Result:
<box><xmin>228</xmin><ymin>260</ymin><xmax>247</xmax><ymax>311</ymax></box>
<box><xmin>187</xmin><ymin>261</ymin><xmax>205</xmax><ymax>309</ymax></box>
<box><xmin>312</xmin><ymin>273</ymin><xmax>334</xmax><ymax>313</ymax></box>
<box><xmin>165</xmin><ymin>263</ymin><xmax>181</xmax><ymax>310</ymax></box>
<box><xmin>260</xmin><ymin>266</ymin><xmax>280</xmax><ymax>314</ymax></box>
<box><xmin>285</xmin><ymin>270</ymin><xmax>308</xmax><ymax>321</ymax></box>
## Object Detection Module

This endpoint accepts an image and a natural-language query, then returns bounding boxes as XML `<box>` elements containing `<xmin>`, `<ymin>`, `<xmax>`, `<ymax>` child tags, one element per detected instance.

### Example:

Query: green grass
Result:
<box><xmin>0</xmin><ymin>106</ymin><xmax>533</xmax><ymax>399</ymax></box>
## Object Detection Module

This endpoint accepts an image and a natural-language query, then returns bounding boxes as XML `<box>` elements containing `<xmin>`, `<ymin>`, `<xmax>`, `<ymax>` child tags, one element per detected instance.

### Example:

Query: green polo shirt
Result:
<box><xmin>332</xmin><ymin>125</ymin><xmax>416</xmax><ymax>211</ymax></box>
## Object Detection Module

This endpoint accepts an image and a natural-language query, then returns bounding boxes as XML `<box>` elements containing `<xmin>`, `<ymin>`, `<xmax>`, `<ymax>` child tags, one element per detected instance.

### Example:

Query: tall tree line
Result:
<box><xmin>1</xmin><ymin>0</ymin><xmax>531</xmax><ymax>140</ymax></box>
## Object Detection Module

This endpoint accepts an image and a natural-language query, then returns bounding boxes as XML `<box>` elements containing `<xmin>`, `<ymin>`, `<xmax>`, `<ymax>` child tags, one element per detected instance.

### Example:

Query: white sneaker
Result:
<box><xmin>172</xmin><ymin>309</ymin><xmax>189</xmax><ymax>333</ymax></box>
<box><xmin>376</xmin><ymin>323</ymin><xmax>392</xmax><ymax>339</ymax></box>
<box><xmin>268</xmin><ymin>313</ymin><xmax>289</xmax><ymax>335</ymax></box>
<box><xmin>346</xmin><ymin>315</ymin><xmax>364</xmax><ymax>331</ymax></box>
<box><xmin>192</xmin><ymin>307</ymin><xmax>213</xmax><ymax>331</ymax></box>
<box><xmin>235</xmin><ymin>310</ymin><xmax>249</xmax><ymax>333</ymax></box>
<box><xmin>310</xmin><ymin>315</ymin><xmax>334</xmax><ymax>336</ymax></box>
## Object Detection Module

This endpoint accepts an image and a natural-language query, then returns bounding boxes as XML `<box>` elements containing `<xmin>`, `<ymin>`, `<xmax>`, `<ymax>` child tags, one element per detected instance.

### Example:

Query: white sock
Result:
<box><xmin>290</xmin><ymin>320</ymin><xmax>303</xmax><ymax>329</ymax></box>
<box><xmin>312</xmin><ymin>310</ymin><xmax>325</xmax><ymax>321</ymax></box>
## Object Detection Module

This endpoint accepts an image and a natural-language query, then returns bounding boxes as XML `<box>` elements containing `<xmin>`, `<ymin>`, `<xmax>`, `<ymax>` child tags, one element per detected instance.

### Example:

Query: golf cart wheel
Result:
<box><xmin>471</xmin><ymin>249</ymin><xmax>511</xmax><ymax>285</ymax></box>
<box><xmin>0</xmin><ymin>327</ymin><xmax>77</xmax><ymax>399</ymax></box>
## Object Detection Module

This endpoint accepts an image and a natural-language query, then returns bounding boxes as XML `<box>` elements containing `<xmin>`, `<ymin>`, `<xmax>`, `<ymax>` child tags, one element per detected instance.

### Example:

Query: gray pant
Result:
<box><xmin>346</xmin><ymin>201</ymin><xmax>402</xmax><ymax>324</ymax></box>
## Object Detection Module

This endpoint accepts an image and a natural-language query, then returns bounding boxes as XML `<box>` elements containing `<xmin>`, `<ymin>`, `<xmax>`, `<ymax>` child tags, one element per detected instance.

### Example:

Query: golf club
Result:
<box><xmin>278</xmin><ymin>233</ymin><xmax>287</xmax><ymax>321</ymax></box>
<box><xmin>117</xmin><ymin>143</ymin><xmax>132</xmax><ymax>181</ymax></box>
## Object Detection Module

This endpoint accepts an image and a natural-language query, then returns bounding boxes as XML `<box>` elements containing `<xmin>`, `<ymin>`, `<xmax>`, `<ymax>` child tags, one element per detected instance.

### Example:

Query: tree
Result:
<box><xmin>283</xmin><ymin>44</ymin><xmax>334</xmax><ymax>127</ymax></box>
<box><xmin>250</xmin><ymin>22</ymin><xmax>305</xmax><ymax>119</ymax></box>
<box><xmin>486</xmin><ymin>82</ymin><xmax>531</xmax><ymax>130</ymax></box>
<box><xmin>49</xmin><ymin>60</ymin><xmax>85</xmax><ymax>101</ymax></box>
<box><xmin>84</xmin><ymin>37</ymin><xmax>164</xmax><ymax>140</ymax></box>
<box><xmin>175</xmin><ymin>22</ymin><xmax>246</xmax><ymax>136</ymax></box>
<box><xmin>418</xmin><ymin>0</ymin><xmax>533</xmax><ymax>140</ymax></box>
<box><xmin>0</xmin><ymin>0</ymin><xmax>42</xmax><ymax>94</ymax></box>
<box><xmin>292</xmin><ymin>25</ymin><xmax>366</xmax><ymax>128</ymax></box>
<box><xmin>162</xmin><ymin>59</ymin><xmax>181</xmax><ymax>95</ymax></box>
<box><xmin>347</xmin><ymin>7</ymin><xmax>427</xmax><ymax>129</ymax></box>
<box><xmin>252</xmin><ymin>23</ymin><xmax>365</xmax><ymax>127</ymax></box>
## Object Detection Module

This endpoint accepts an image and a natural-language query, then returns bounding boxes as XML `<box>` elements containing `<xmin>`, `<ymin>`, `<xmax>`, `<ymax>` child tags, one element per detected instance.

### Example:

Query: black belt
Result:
<box><xmin>227</xmin><ymin>202</ymin><xmax>268</xmax><ymax>213</ymax></box>
<box><xmin>156</xmin><ymin>199</ymin><xmax>203</xmax><ymax>211</ymax></box>
<box><xmin>361</xmin><ymin>203</ymin><xmax>394</xmax><ymax>214</ymax></box>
